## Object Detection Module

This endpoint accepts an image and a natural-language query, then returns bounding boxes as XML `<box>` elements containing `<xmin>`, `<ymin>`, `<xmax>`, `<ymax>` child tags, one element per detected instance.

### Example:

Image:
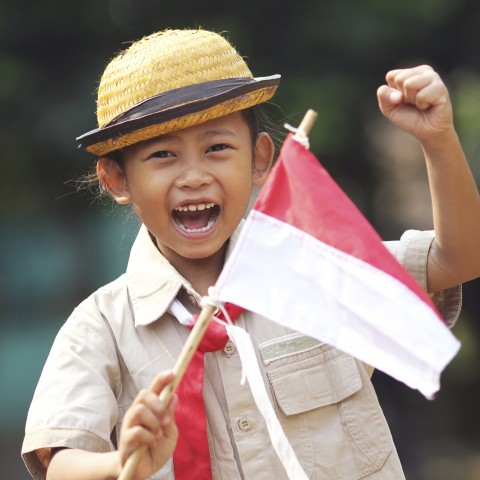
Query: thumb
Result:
<box><xmin>377</xmin><ymin>85</ymin><xmax>403</xmax><ymax>114</ymax></box>
<box><xmin>163</xmin><ymin>395</ymin><xmax>179</xmax><ymax>440</ymax></box>
<box><xmin>149</xmin><ymin>370</ymin><xmax>175</xmax><ymax>396</ymax></box>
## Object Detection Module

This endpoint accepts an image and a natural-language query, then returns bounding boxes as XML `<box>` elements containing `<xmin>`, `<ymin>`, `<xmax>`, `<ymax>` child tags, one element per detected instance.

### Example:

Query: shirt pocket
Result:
<box><xmin>259</xmin><ymin>333</ymin><xmax>393</xmax><ymax>479</ymax></box>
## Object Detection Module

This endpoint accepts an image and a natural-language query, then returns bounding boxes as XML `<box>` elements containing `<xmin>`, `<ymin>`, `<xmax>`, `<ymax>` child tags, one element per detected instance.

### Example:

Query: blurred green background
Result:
<box><xmin>2</xmin><ymin>0</ymin><xmax>480</xmax><ymax>478</ymax></box>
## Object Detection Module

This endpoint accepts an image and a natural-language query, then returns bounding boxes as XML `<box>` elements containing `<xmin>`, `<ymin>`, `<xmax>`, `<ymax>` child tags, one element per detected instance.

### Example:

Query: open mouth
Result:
<box><xmin>172</xmin><ymin>202</ymin><xmax>220</xmax><ymax>234</ymax></box>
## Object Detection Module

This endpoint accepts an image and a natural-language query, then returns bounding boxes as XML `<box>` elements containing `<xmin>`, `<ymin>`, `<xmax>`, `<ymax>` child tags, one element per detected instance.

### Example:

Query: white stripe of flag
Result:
<box><xmin>216</xmin><ymin>134</ymin><xmax>460</xmax><ymax>398</ymax></box>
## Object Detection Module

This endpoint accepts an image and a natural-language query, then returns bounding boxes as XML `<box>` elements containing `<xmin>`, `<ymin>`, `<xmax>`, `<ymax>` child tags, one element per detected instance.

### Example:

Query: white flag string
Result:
<box><xmin>225</xmin><ymin>324</ymin><xmax>308</xmax><ymax>480</ymax></box>
<box><xmin>168</xmin><ymin>296</ymin><xmax>307</xmax><ymax>479</ymax></box>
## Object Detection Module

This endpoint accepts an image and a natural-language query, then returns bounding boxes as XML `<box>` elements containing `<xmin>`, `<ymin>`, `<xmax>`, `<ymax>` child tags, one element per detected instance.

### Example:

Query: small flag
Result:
<box><xmin>216</xmin><ymin>133</ymin><xmax>460</xmax><ymax>398</ymax></box>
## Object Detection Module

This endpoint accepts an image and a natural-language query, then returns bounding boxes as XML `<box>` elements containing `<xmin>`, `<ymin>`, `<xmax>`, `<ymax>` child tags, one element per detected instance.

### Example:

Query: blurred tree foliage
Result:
<box><xmin>1</xmin><ymin>1</ymin><xmax>480</xmax><ymax>478</ymax></box>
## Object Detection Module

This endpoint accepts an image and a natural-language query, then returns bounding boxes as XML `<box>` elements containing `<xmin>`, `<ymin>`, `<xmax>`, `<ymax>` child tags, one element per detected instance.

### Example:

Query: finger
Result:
<box><xmin>414</xmin><ymin>82</ymin><xmax>449</xmax><ymax>110</ymax></box>
<box><xmin>139</xmin><ymin>388</ymin><xmax>176</xmax><ymax>433</ymax></box>
<box><xmin>376</xmin><ymin>85</ymin><xmax>403</xmax><ymax>116</ymax></box>
<box><xmin>162</xmin><ymin>395</ymin><xmax>179</xmax><ymax>440</ymax></box>
<box><xmin>157</xmin><ymin>392</ymin><xmax>178</xmax><ymax>426</ymax></box>
<box><xmin>126</xmin><ymin>390</ymin><xmax>169</xmax><ymax>435</ymax></box>
<box><xmin>162</xmin><ymin>417</ymin><xmax>179</xmax><ymax>441</ymax></box>
<box><xmin>385</xmin><ymin>65</ymin><xmax>433</xmax><ymax>89</ymax></box>
<box><xmin>131</xmin><ymin>400</ymin><xmax>165</xmax><ymax>435</ymax></box>
<box><xmin>377</xmin><ymin>85</ymin><xmax>402</xmax><ymax>103</ymax></box>
<box><xmin>383</xmin><ymin>67</ymin><xmax>448</xmax><ymax>110</ymax></box>
<box><xmin>124</xmin><ymin>423</ymin><xmax>158</xmax><ymax>448</ymax></box>
<box><xmin>385</xmin><ymin>66</ymin><xmax>432</xmax><ymax>104</ymax></box>
<box><xmin>119</xmin><ymin>423</ymin><xmax>159</xmax><ymax>468</ymax></box>
<box><xmin>149</xmin><ymin>370</ymin><xmax>175</xmax><ymax>396</ymax></box>
<box><xmin>386</xmin><ymin>68</ymin><xmax>433</xmax><ymax>105</ymax></box>
<box><xmin>392</xmin><ymin>72</ymin><xmax>447</xmax><ymax>110</ymax></box>
<box><xmin>399</xmin><ymin>73</ymin><xmax>433</xmax><ymax>105</ymax></box>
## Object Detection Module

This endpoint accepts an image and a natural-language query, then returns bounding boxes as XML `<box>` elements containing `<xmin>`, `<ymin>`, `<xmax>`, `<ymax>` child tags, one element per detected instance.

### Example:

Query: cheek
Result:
<box><xmin>127</xmin><ymin>179</ymin><xmax>171</xmax><ymax>225</ymax></box>
<box><xmin>127</xmin><ymin>169</ymin><xmax>168</xmax><ymax>199</ymax></box>
<box><xmin>226</xmin><ymin>171</ymin><xmax>255</xmax><ymax>213</ymax></box>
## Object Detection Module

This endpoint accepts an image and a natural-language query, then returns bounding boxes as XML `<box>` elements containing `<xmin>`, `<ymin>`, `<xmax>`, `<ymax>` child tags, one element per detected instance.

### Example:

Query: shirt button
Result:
<box><xmin>237</xmin><ymin>417</ymin><xmax>252</xmax><ymax>431</ymax></box>
<box><xmin>223</xmin><ymin>342</ymin><xmax>236</xmax><ymax>357</ymax></box>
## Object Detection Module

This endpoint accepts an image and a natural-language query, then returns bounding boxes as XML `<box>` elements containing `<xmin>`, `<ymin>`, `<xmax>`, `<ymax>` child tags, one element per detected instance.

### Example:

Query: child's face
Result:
<box><xmin>109</xmin><ymin>112</ymin><xmax>272</xmax><ymax>266</ymax></box>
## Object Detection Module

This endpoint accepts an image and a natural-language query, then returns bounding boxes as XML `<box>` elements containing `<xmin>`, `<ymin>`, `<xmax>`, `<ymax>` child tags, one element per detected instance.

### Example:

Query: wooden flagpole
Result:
<box><xmin>297</xmin><ymin>109</ymin><xmax>318</xmax><ymax>137</ymax></box>
<box><xmin>118</xmin><ymin>303</ymin><xmax>216</xmax><ymax>480</ymax></box>
<box><xmin>118</xmin><ymin>109</ymin><xmax>317</xmax><ymax>480</ymax></box>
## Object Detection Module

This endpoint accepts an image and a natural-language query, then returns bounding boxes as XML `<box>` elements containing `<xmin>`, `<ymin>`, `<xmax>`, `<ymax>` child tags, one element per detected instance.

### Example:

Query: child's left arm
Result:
<box><xmin>377</xmin><ymin>65</ymin><xmax>480</xmax><ymax>293</ymax></box>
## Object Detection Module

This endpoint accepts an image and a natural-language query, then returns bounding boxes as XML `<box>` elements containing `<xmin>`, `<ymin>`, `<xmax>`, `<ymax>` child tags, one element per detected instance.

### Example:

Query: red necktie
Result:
<box><xmin>173</xmin><ymin>303</ymin><xmax>244</xmax><ymax>479</ymax></box>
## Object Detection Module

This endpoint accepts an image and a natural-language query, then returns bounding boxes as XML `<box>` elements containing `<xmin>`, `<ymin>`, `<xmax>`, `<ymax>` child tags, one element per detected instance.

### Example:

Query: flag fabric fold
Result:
<box><xmin>215</xmin><ymin>133</ymin><xmax>460</xmax><ymax>398</ymax></box>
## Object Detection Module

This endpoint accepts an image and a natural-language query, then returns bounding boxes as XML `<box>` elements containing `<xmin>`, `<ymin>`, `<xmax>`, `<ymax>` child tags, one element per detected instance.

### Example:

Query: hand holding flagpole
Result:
<box><xmin>118</xmin><ymin>303</ymin><xmax>216</xmax><ymax>480</ymax></box>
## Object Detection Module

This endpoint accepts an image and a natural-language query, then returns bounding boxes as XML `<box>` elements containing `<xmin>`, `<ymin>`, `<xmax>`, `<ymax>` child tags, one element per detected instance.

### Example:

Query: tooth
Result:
<box><xmin>175</xmin><ymin>202</ymin><xmax>217</xmax><ymax>212</ymax></box>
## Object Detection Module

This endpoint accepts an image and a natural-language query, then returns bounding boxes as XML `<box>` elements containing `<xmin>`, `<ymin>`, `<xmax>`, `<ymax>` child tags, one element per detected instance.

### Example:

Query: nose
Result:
<box><xmin>175</xmin><ymin>157</ymin><xmax>214</xmax><ymax>189</ymax></box>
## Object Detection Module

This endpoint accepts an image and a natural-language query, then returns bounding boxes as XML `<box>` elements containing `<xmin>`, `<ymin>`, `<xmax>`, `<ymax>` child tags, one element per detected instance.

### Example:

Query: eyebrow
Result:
<box><xmin>149</xmin><ymin>127</ymin><xmax>236</xmax><ymax>147</ymax></box>
<box><xmin>202</xmin><ymin>128</ymin><xmax>236</xmax><ymax>138</ymax></box>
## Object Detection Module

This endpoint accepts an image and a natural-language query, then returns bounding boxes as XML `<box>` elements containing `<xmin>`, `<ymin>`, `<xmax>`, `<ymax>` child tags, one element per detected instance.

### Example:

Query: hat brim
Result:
<box><xmin>77</xmin><ymin>75</ymin><xmax>280</xmax><ymax>156</ymax></box>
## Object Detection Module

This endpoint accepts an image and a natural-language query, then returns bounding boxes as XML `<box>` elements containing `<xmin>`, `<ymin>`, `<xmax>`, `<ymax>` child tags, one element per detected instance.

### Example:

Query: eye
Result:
<box><xmin>206</xmin><ymin>143</ymin><xmax>230</xmax><ymax>153</ymax></box>
<box><xmin>151</xmin><ymin>150</ymin><xmax>174</xmax><ymax>159</ymax></box>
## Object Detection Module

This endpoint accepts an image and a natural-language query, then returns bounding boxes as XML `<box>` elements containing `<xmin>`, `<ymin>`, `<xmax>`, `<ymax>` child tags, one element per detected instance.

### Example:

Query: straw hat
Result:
<box><xmin>76</xmin><ymin>29</ymin><xmax>280</xmax><ymax>156</ymax></box>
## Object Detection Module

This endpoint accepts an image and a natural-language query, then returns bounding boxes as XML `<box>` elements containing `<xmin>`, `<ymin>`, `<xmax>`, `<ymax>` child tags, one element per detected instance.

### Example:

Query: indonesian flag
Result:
<box><xmin>216</xmin><ymin>133</ymin><xmax>460</xmax><ymax>398</ymax></box>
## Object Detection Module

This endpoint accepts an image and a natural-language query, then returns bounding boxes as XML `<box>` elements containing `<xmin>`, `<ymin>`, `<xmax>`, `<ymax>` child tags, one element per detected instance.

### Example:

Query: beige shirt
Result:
<box><xmin>22</xmin><ymin>225</ymin><xmax>461</xmax><ymax>480</ymax></box>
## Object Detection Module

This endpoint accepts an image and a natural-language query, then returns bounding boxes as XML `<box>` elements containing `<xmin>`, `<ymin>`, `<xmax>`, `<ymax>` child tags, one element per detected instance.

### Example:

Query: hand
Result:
<box><xmin>377</xmin><ymin>65</ymin><xmax>454</xmax><ymax>143</ymax></box>
<box><xmin>119</xmin><ymin>371</ymin><xmax>178</xmax><ymax>480</ymax></box>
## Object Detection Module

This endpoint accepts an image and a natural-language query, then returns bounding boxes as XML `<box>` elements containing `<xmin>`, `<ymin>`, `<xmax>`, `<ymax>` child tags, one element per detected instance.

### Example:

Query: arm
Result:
<box><xmin>377</xmin><ymin>65</ymin><xmax>480</xmax><ymax>293</ymax></box>
<box><xmin>47</xmin><ymin>450</ymin><xmax>120</xmax><ymax>480</ymax></box>
<box><xmin>46</xmin><ymin>371</ymin><xmax>178</xmax><ymax>480</ymax></box>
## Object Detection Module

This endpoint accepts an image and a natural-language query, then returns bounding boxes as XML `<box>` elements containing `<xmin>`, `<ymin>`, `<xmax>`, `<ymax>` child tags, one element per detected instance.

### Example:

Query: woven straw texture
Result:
<box><xmin>97</xmin><ymin>29</ymin><xmax>253</xmax><ymax>127</ymax></box>
<box><xmin>80</xmin><ymin>29</ymin><xmax>279</xmax><ymax>155</ymax></box>
<box><xmin>88</xmin><ymin>84</ymin><xmax>277</xmax><ymax>156</ymax></box>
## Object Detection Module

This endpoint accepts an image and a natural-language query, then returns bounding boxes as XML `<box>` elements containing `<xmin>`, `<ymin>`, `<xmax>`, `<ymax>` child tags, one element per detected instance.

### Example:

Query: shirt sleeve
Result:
<box><xmin>384</xmin><ymin>229</ymin><xmax>462</xmax><ymax>328</ymax></box>
<box><xmin>21</xmin><ymin>302</ymin><xmax>122</xmax><ymax>480</ymax></box>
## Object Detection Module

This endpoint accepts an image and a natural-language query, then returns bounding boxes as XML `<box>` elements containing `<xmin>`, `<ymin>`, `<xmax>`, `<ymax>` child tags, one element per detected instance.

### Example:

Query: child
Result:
<box><xmin>22</xmin><ymin>28</ymin><xmax>480</xmax><ymax>480</ymax></box>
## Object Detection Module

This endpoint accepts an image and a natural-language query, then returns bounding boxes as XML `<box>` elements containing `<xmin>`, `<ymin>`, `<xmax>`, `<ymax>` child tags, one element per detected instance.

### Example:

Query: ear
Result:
<box><xmin>96</xmin><ymin>156</ymin><xmax>131</xmax><ymax>204</ymax></box>
<box><xmin>252</xmin><ymin>132</ymin><xmax>274</xmax><ymax>186</ymax></box>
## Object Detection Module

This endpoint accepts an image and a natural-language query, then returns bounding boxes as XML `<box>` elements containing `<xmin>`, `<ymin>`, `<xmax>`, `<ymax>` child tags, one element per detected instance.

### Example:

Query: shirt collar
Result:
<box><xmin>126</xmin><ymin>222</ymin><xmax>244</xmax><ymax>327</ymax></box>
<box><xmin>126</xmin><ymin>225</ymin><xmax>193</xmax><ymax>327</ymax></box>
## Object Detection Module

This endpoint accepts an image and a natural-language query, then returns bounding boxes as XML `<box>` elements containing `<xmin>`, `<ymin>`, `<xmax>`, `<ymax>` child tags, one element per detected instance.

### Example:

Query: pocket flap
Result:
<box><xmin>268</xmin><ymin>350</ymin><xmax>362</xmax><ymax>415</ymax></box>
